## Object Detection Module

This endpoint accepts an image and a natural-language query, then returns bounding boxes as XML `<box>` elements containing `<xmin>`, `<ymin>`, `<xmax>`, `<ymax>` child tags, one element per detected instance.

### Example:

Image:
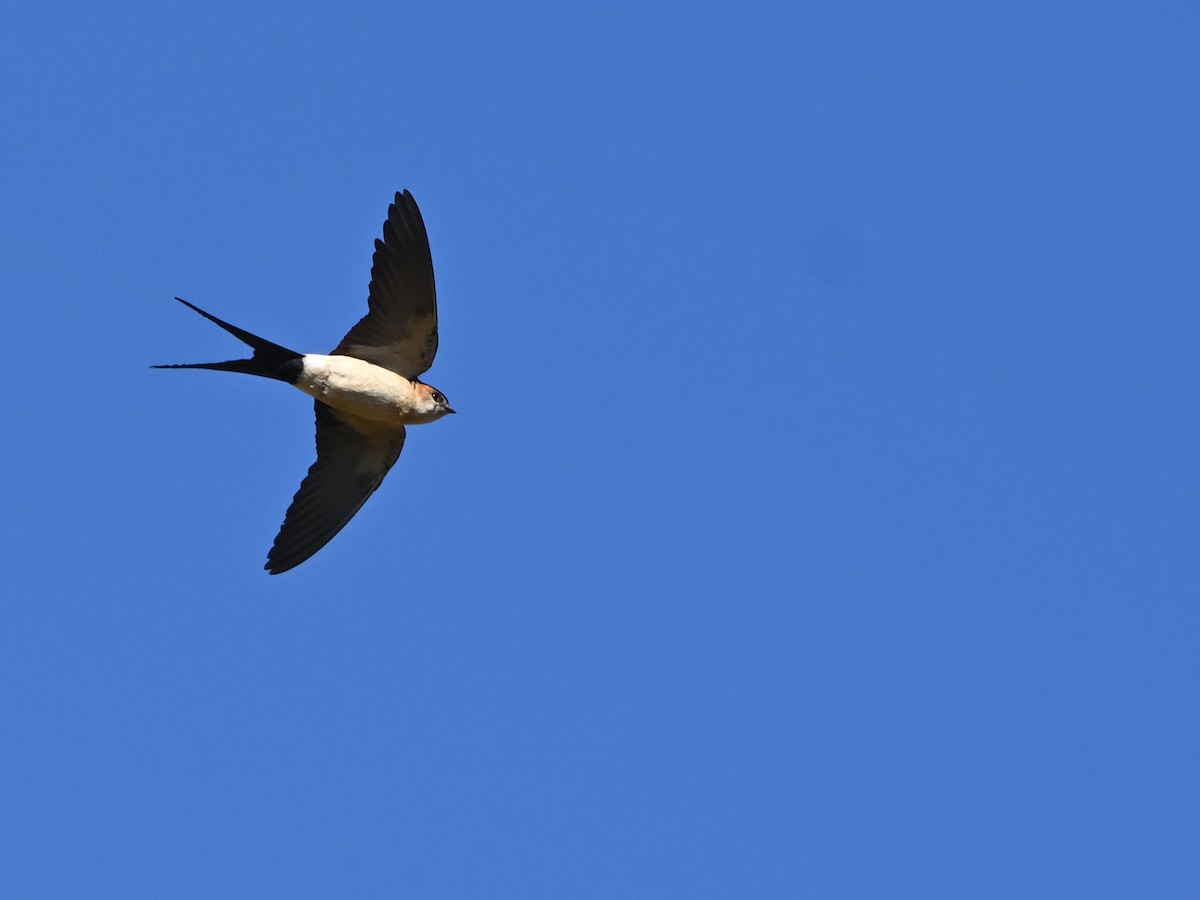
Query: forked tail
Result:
<box><xmin>152</xmin><ymin>297</ymin><xmax>304</xmax><ymax>383</ymax></box>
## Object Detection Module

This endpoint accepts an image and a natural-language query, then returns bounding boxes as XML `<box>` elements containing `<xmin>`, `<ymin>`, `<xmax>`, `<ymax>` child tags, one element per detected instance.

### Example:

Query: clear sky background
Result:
<box><xmin>2</xmin><ymin>1</ymin><xmax>1197</xmax><ymax>896</ymax></box>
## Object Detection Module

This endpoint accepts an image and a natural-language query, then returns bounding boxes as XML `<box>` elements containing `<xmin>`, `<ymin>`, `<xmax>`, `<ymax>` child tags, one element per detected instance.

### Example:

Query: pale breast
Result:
<box><xmin>294</xmin><ymin>354</ymin><xmax>423</xmax><ymax>424</ymax></box>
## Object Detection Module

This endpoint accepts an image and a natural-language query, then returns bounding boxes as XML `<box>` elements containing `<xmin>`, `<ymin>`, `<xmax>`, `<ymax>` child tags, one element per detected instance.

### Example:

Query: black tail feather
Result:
<box><xmin>153</xmin><ymin>297</ymin><xmax>304</xmax><ymax>383</ymax></box>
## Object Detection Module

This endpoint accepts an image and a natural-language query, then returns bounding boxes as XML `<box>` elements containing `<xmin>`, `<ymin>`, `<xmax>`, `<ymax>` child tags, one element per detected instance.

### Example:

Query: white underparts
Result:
<box><xmin>295</xmin><ymin>354</ymin><xmax>434</xmax><ymax>425</ymax></box>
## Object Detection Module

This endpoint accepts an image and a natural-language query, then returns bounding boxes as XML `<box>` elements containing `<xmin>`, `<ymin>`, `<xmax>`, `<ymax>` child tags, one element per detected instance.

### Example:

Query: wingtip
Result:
<box><xmin>264</xmin><ymin>547</ymin><xmax>310</xmax><ymax>575</ymax></box>
<box><xmin>263</xmin><ymin>558</ymin><xmax>290</xmax><ymax>575</ymax></box>
<box><xmin>395</xmin><ymin>189</ymin><xmax>419</xmax><ymax>211</ymax></box>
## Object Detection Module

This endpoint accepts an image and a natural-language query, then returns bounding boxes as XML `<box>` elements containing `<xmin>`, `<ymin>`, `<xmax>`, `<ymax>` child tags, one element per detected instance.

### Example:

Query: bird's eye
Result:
<box><xmin>434</xmin><ymin>392</ymin><xmax>445</xmax><ymax>404</ymax></box>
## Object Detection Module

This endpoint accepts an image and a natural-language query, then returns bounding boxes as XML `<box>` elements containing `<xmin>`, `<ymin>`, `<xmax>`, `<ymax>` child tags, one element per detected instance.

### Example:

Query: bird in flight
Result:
<box><xmin>155</xmin><ymin>190</ymin><xmax>453</xmax><ymax>574</ymax></box>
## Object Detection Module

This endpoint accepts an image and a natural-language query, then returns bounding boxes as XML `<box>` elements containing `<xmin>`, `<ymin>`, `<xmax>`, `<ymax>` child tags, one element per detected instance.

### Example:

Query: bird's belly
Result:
<box><xmin>295</xmin><ymin>354</ymin><xmax>419</xmax><ymax>424</ymax></box>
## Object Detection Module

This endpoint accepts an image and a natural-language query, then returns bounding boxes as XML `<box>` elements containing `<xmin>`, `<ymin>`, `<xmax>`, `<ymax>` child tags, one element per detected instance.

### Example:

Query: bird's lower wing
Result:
<box><xmin>265</xmin><ymin>402</ymin><xmax>406</xmax><ymax>574</ymax></box>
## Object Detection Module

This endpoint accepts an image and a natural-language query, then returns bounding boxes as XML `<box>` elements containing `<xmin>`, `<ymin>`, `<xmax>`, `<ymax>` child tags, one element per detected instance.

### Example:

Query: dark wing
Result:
<box><xmin>331</xmin><ymin>190</ymin><xmax>438</xmax><ymax>378</ymax></box>
<box><xmin>265</xmin><ymin>402</ymin><xmax>406</xmax><ymax>574</ymax></box>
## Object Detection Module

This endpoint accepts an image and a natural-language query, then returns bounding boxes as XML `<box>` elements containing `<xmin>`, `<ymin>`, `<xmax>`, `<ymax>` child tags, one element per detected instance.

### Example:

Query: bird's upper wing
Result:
<box><xmin>331</xmin><ymin>190</ymin><xmax>438</xmax><ymax>378</ymax></box>
<box><xmin>265</xmin><ymin>402</ymin><xmax>406</xmax><ymax>574</ymax></box>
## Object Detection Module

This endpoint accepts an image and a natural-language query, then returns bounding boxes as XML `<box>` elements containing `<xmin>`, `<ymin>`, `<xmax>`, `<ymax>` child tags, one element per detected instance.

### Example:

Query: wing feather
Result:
<box><xmin>265</xmin><ymin>402</ymin><xmax>405</xmax><ymax>574</ymax></box>
<box><xmin>331</xmin><ymin>190</ymin><xmax>438</xmax><ymax>378</ymax></box>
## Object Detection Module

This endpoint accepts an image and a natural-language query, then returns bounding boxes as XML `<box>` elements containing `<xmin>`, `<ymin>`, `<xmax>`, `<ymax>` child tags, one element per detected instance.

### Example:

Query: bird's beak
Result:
<box><xmin>446</xmin><ymin>407</ymin><xmax>457</xmax><ymax>414</ymax></box>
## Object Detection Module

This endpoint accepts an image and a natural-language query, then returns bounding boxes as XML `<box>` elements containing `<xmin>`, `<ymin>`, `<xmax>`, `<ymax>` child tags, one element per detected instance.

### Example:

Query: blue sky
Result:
<box><xmin>2</xmin><ymin>1</ymin><xmax>1198</xmax><ymax>896</ymax></box>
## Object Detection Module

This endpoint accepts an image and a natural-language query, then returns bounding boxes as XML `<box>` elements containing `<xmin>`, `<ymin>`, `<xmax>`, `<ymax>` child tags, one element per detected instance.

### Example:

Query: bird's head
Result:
<box><xmin>415</xmin><ymin>383</ymin><xmax>456</xmax><ymax>421</ymax></box>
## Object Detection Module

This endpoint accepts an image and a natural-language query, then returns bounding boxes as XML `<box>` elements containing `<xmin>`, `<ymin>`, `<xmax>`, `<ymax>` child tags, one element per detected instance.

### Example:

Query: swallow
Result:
<box><xmin>154</xmin><ymin>190</ymin><xmax>454</xmax><ymax>574</ymax></box>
